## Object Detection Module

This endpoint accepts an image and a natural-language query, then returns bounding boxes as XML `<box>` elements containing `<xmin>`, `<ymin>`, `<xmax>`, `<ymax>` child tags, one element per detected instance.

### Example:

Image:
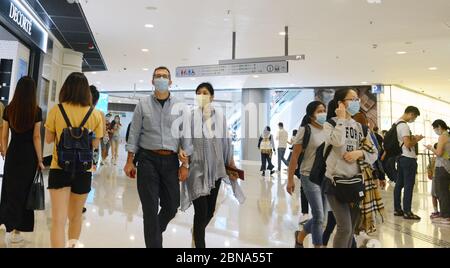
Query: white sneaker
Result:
<box><xmin>8</xmin><ymin>232</ymin><xmax>24</xmax><ymax>243</ymax></box>
<box><xmin>67</xmin><ymin>239</ymin><xmax>79</xmax><ymax>248</ymax></box>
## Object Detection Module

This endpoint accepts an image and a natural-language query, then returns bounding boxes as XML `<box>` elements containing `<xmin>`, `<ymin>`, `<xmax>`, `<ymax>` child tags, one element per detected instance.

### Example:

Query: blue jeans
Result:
<box><xmin>277</xmin><ymin>148</ymin><xmax>288</xmax><ymax>171</ymax></box>
<box><xmin>394</xmin><ymin>157</ymin><xmax>418</xmax><ymax>213</ymax></box>
<box><xmin>300</xmin><ymin>175</ymin><xmax>326</xmax><ymax>246</ymax></box>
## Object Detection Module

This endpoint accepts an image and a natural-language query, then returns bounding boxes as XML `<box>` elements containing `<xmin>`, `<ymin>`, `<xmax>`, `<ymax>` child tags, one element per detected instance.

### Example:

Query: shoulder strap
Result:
<box><xmin>80</xmin><ymin>107</ymin><xmax>95</xmax><ymax>129</ymax></box>
<box><xmin>327</xmin><ymin>118</ymin><xmax>337</xmax><ymax>127</ymax></box>
<box><xmin>302</xmin><ymin>125</ymin><xmax>312</xmax><ymax>149</ymax></box>
<box><xmin>58</xmin><ymin>104</ymin><xmax>72</xmax><ymax>128</ymax></box>
<box><xmin>362</xmin><ymin>125</ymin><xmax>369</xmax><ymax>138</ymax></box>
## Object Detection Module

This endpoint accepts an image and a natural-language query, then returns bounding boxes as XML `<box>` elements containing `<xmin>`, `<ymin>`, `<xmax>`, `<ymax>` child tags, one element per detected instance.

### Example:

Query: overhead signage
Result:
<box><xmin>0</xmin><ymin>0</ymin><xmax>48</xmax><ymax>52</ymax></box>
<box><xmin>176</xmin><ymin>61</ymin><xmax>289</xmax><ymax>78</ymax></box>
<box><xmin>371</xmin><ymin>85</ymin><xmax>384</xmax><ymax>94</ymax></box>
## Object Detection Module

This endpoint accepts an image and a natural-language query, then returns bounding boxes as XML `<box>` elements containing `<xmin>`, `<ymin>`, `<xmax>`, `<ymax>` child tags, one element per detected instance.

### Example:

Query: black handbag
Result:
<box><xmin>333</xmin><ymin>175</ymin><xmax>365</xmax><ymax>203</ymax></box>
<box><xmin>26</xmin><ymin>170</ymin><xmax>45</xmax><ymax>211</ymax></box>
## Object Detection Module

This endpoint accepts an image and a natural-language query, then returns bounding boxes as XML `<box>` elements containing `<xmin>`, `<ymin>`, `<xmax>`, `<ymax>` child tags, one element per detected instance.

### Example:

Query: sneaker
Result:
<box><xmin>8</xmin><ymin>232</ymin><xmax>24</xmax><ymax>243</ymax></box>
<box><xmin>403</xmin><ymin>212</ymin><xmax>421</xmax><ymax>221</ymax></box>
<box><xmin>394</xmin><ymin>210</ymin><xmax>404</xmax><ymax>217</ymax></box>
<box><xmin>430</xmin><ymin>212</ymin><xmax>441</xmax><ymax>219</ymax></box>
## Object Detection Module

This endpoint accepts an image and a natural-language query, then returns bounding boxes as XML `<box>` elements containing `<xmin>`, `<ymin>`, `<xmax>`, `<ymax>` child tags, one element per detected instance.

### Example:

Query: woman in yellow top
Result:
<box><xmin>45</xmin><ymin>72</ymin><xmax>103</xmax><ymax>248</ymax></box>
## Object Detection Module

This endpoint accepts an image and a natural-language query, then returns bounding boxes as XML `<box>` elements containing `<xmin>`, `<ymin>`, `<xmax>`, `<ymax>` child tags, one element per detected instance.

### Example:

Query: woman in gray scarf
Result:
<box><xmin>181</xmin><ymin>83</ymin><xmax>245</xmax><ymax>248</ymax></box>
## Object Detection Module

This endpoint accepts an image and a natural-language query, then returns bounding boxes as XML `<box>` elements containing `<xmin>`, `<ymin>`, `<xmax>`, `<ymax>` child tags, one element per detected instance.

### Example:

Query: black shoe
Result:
<box><xmin>261</xmin><ymin>171</ymin><xmax>265</xmax><ymax>176</ymax></box>
<box><xmin>270</xmin><ymin>170</ymin><xmax>275</xmax><ymax>175</ymax></box>
<box><xmin>294</xmin><ymin>231</ymin><xmax>304</xmax><ymax>248</ymax></box>
<box><xmin>394</xmin><ymin>210</ymin><xmax>404</xmax><ymax>217</ymax></box>
<box><xmin>82</xmin><ymin>207</ymin><xmax>87</xmax><ymax>214</ymax></box>
<box><xmin>403</xmin><ymin>212</ymin><xmax>421</xmax><ymax>221</ymax></box>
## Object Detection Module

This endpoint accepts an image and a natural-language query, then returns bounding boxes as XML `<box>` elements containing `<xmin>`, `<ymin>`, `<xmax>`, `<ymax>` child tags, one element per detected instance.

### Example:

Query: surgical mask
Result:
<box><xmin>196</xmin><ymin>95</ymin><xmax>211</xmax><ymax>107</ymax></box>
<box><xmin>263</xmin><ymin>130</ymin><xmax>270</xmax><ymax>136</ymax></box>
<box><xmin>347</xmin><ymin>100</ymin><xmax>361</xmax><ymax>116</ymax></box>
<box><xmin>434</xmin><ymin>129</ymin><xmax>442</xmax><ymax>136</ymax></box>
<box><xmin>315</xmin><ymin>112</ymin><xmax>327</xmax><ymax>125</ymax></box>
<box><xmin>154</xmin><ymin>78</ymin><xmax>170</xmax><ymax>92</ymax></box>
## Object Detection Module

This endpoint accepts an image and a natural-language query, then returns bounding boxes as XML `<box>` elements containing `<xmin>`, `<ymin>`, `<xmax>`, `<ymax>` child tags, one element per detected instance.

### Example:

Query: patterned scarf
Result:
<box><xmin>357</xmin><ymin>137</ymin><xmax>385</xmax><ymax>234</ymax></box>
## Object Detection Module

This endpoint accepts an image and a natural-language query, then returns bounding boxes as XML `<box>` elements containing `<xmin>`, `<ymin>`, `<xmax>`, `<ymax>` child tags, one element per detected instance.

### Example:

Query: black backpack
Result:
<box><xmin>57</xmin><ymin>104</ymin><xmax>95</xmax><ymax>177</ymax></box>
<box><xmin>309</xmin><ymin>120</ymin><xmax>368</xmax><ymax>186</ymax></box>
<box><xmin>294</xmin><ymin>125</ymin><xmax>311</xmax><ymax>178</ymax></box>
<box><xmin>383</xmin><ymin>121</ymin><xmax>406</xmax><ymax>158</ymax></box>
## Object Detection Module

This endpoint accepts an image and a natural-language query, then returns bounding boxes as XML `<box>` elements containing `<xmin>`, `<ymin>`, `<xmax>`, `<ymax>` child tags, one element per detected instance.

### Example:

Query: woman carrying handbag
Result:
<box><xmin>0</xmin><ymin>77</ymin><xmax>44</xmax><ymax>244</ymax></box>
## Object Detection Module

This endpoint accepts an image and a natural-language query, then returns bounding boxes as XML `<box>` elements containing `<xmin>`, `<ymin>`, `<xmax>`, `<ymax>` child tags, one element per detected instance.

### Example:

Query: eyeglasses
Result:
<box><xmin>343</xmin><ymin>98</ymin><xmax>361</xmax><ymax>102</ymax></box>
<box><xmin>153</xmin><ymin>74</ymin><xmax>170</xmax><ymax>79</ymax></box>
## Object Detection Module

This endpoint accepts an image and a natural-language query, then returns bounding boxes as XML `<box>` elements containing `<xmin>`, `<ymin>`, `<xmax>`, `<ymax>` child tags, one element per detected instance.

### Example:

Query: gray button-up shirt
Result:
<box><xmin>126</xmin><ymin>94</ymin><xmax>193</xmax><ymax>155</ymax></box>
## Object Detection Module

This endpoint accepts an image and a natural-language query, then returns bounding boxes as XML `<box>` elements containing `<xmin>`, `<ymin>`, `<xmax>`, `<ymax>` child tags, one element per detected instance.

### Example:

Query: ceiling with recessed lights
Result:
<box><xmin>80</xmin><ymin>0</ymin><xmax>450</xmax><ymax>101</ymax></box>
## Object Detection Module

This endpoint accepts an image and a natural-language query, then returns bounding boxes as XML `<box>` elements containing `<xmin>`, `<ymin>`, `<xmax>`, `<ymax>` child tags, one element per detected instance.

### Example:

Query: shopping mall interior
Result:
<box><xmin>0</xmin><ymin>0</ymin><xmax>450</xmax><ymax>249</ymax></box>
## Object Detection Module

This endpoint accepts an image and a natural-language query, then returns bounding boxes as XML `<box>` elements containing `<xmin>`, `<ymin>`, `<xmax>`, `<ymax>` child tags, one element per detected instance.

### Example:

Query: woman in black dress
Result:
<box><xmin>0</xmin><ymin>76</ymin><xmax>44</xmax><ymax>244</ymax></box>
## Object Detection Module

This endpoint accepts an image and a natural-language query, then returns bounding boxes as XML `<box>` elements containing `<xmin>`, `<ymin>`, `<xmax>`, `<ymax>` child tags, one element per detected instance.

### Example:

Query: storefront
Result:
<box><xmin>0</xmin><ymin>0</ymin><xmax>48</xmax><ymax>106</ymax></box>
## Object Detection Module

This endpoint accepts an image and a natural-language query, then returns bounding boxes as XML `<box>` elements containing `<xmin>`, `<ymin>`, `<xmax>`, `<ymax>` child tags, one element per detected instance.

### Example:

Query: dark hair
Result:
<box><xmin>153</xmin><ymin>66</ymin><xmax>171</xmax><ymax>80</ymax></box>
<box><xmin>353</xmin><ymin>112</ymin><xmax>368</xmax><ymax>127</ymax></box>
<box><xmin>327</xmin><ymin>88</ymin><xmax>357</xmax><ymax>120</ymax></box>
<box><xmin>292</xmin><ymin>129</ymin><xmax>298</xmax><ymax>137</ymax></box>
<box><xmin>405</xmin><ymin>106</ymin><xmax>420</xmax><ymax>116</ymax></box>
<box><xmin>196</xmin><ymin>82</ymin><xmax>214</xmax><ymax>96</ymax></box>
<box><xmin>90</xmin><ymin>85</ymin><xmax>100</xmax><ymax>106</ymax></box>
<box><xmin>265</xmin><ymin>126</ymin><xmax>271</xmax><ymax>132</ymax></box>
<box><xmin>59</xmin><ymin>72</ymin><xmax>92</xmax><ymax>106</ymax></box>
<box><xmin>110</xmin><ymin>115</ymin><xmax>121</xmax><ymax>130</ymax></box>
<box><xmin>434</xmin><ymin>143</ymin><xmax>438</xmax><ymax>149</ymax></box>
<box><xmin>278</xmin><ymin>122</ymin><xmax>284</xmax><ymax>128</ymax></box>
<box><xmin>301</xmin><ymin>101</ymin><xmax>325</xmax><ymax>126</ymax></box>
<box><xmin>373</xmin><ymin>126</ymin><xmax>379</xmax><ymax>132</ymax></box>
<box><xmin>432</xmin><ymin>119</ymin><xmax>450</xmax><ymax>133</ymax></box>
<box><xmin>6</xmin><ymin>76</ymin><xmax>38</xmax><ymax>133</ymax></box>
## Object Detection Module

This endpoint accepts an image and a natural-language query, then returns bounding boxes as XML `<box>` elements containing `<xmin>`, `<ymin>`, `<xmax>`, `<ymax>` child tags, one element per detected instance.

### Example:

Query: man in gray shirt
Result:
<box><xmin>124</xmin><ymin>66</ymin><xmax>193</xmax><ymax>248</ymax></box>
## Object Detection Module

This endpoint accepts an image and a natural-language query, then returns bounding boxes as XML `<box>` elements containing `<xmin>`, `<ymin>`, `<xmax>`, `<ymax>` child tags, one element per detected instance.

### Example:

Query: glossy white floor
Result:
<box><xmin>1</xmin><ymin>145</ymin><xmax>449</xmax><ymax>248</ymax></box>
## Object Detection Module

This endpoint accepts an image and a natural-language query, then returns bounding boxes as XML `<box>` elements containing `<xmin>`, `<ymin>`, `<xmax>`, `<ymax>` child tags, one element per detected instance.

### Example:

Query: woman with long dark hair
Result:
<box><xmin>287</xmin><ymin>101</ymin><xmax>328</xmax><ymax>248</ymax></box>
<box><xmin>0</xmin><ymin>76</ymin><xmax>43</xmax><ymax>244</ymax></box>
<box><xmin>110</xmin><ymin>115</ymin><xmax>122</xmax><ymax>165</ymax></box>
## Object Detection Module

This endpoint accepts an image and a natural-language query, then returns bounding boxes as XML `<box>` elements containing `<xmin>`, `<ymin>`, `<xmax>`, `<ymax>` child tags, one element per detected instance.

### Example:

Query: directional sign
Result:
<box><xmin>176</xmin><ymin>61</ymin><xmax>289</xmax><ymax>78</ymax></box>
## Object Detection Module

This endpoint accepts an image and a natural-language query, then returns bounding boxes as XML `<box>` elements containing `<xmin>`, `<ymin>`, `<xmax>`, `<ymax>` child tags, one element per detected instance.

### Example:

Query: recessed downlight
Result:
<box><xmin>396</xmin><ymin>51</ymin><xmax>407</xmax><ymax>55</ymax></box>
<box><xmin>428</xmin><ymin>67</ymin><xmax>438</xmax><ymax>71</ymax></box>
<box><xmin>144</xmin><ymin>24</ymin><xmax>154</xmax><ymax>28</ymax></box>
<box><xmin>143</xmin><ymin>68</ymin><xmax>149</xmax><ymax>71</ymax></box>
<box><xmin>141</xmin><ymin>49</ymin><xmax>149</xmax><ymax>52</ymax></box>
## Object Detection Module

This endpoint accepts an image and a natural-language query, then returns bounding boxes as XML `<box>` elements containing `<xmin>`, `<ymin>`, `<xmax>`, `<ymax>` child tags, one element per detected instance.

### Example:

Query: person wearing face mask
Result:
<box><xmin>124</xmin><ymin>66</ymin><xmax>193</xmax><ymax>248</ymax></box>
<box><xmin>287</xmin><ymin>101</ymin><xmax>328</xmax><ymax>248</ymax></box>
<box><xmin>258</xmin><ymin>126</ymin><xmax>276</xmax><ymax>176</ymax></box>
<box><xmin>180</xmin><ymin>83</ymin><xmax>245</xmax><ymax>248</ymax></box>
<box><xmin>322</xmin><ymin>88</ymin><xmax>378</xmax><ymax>248</ymax></box>
<box><xmin>110</xmin><ymin>115</ymin><xmax>122</xmax><ymax>165</ymax></box>
<box><xmin>426</xmin><ymin>120</ymin><xmax>450</xmax><ymax>225</ymax></box>
<box><xmin>392</xmin><ymin>106</ymin><xmax>423</xmax><ymax>220</ymax></box>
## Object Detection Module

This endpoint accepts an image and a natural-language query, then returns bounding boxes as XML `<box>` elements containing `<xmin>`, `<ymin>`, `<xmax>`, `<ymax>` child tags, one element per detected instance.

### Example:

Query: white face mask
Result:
<box><xmin>196</xmin><ymin>95</ymin><xmax>211</xmax><ymax>107</ymax></box>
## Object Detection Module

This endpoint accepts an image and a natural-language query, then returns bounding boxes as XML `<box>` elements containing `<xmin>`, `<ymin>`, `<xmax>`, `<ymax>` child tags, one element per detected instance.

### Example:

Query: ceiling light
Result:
<box><xmin>144</xmin><ymin>24</ymin><xmax>154</xmax><ymax>28</ymax></box>
<box><xmin>396</xmin><ymin>51</ymin><xmax>407</xmax><ymax>55</ymax></box>
<box><xmin>143</xmin><ymin>68</ymin><xmax>149</xmax><ymax>71</ymax></box>
<box><xmin>139</xmin><ymin>80</ymin><xmax>144</xmax><ymax>83</ymax></box>
<box><xmin>253</xmin><ymin>75</ymin><xmax>259</xmax><ymax>78</ymax></box>
<box><xmin>141</xmin><ymin>49</ymin><xmax>149</xmax><ymax>52</ymax></box>
<box><xmin>92</xmin><ymin>72</ymin><xmax>97</xmax><ymax>74</ymax></box>
<box><xmin>428</xmin><ymin>67</ymin><xmax>438</xmax><ymax>71</ymax></box>
<box><xmin>279</xmin><ymin>32</ymin><xmax>286</xmax><ymax>36</ymax></box>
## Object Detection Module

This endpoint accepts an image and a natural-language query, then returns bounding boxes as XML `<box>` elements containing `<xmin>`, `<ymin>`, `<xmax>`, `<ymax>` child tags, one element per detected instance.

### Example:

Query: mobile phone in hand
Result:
<box><xmin>130</xmin><ymin>169</ymin><xmax>136</xmax><ymax>179</ymax></box>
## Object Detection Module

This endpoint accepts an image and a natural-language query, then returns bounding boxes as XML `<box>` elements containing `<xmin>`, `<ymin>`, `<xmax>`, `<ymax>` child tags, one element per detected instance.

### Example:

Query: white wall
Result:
<box><xmin>0</xmin><ymin>40</ymin><xmax>30</xmax><ymax>101</ymax></box>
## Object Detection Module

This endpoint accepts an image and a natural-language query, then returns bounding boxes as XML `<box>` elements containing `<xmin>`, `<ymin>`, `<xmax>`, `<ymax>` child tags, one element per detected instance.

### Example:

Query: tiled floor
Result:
<box><xmin>1</xmin><ymin>145</ymin><xmax>449</xmax><ymax>248</ymax></box>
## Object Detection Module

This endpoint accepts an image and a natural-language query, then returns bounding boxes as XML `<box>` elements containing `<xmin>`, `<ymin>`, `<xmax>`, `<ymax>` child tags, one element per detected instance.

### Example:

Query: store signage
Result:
<box><xmin>9</xmin><ymin>2</ymin><xmax>32</xmax><ymax>35</ymax></box>
<box><xmin>176</xmin><ymin>61</ymin><xmax>289</xmax><ymax>78</ymax></box>
<box><xmin>0</xmin><ymin>0</ymin><xmax>48</xmax><ymax>52</ymax></box>
<box><xmin>371</xmin><ymin>85</ymin><xmax>384</xmax><ymax>94</ymax></box>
